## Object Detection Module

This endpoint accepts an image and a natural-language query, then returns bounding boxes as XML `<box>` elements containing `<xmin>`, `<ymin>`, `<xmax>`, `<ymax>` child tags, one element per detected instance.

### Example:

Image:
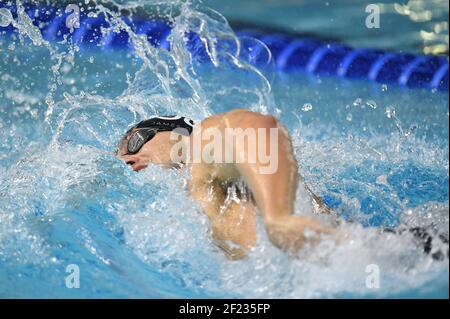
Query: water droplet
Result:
<box><xmin>385</xmin><ymin>106</ymin><xmax>396</xmax><ymax>118</ymax></box>
<box><xmin>381</xmin><ymin>84</ymin><xmax>388</xmax><ymax>92</ymax></box>
<box><xmin>366</xmin><ymin>99</ymin><xmax>377</xmax><ymax>109</ymax></box>
<box><xmin>302</xmin><ymin>103</ymin><xmax>313</xmax><ymax>112</ymax></box>
<box><xmin>346</xmin><ymin>113</ymin><xmax>353</xmax><ymax>121</ymax></box>
<box><xmin>0</xmin><ymin>8</ymin><xmax>13</xmax><ymax>27</ymax></box>
<box><xmin>274</xmin><ymin>108</ymin><xmax>282</xmax><ymax>117</ymax></box>
<box><xmin>352</xmin><ymin>98</ymin><xmax>362</xmax><ymax>107</ymax></box>
<box><xmin>404</xmin><ymin>124</ymin><xmax>418</xmax><ymax>137</ymax></box>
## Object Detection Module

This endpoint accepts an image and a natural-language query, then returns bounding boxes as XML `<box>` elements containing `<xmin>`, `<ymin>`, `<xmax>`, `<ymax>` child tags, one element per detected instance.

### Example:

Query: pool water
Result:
<box><xmin>0</xmin><ymin>0</ymin><xmax>448</xmax><ymax>298</ymax></box>
<box><xmin>205</xmin><ymin>0</ymin><xmax>449</xmax><ymax>55</ymax></box>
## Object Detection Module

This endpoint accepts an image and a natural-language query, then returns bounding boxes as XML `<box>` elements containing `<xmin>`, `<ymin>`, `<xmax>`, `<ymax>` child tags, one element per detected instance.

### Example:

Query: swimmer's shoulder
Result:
<box><xmin>224</xmin><ymin>109</ymin><xmax>279</xmax><ymax>128</ymax></box>
<box><xmin>196</xmin><ymin>112</ymin><xmax>224</xmax><ymax>129</ymax></box>
<box><xmin>198</xmin><ymin>109</ymin><xmax>276</xmax><ymax>129</ymax></box>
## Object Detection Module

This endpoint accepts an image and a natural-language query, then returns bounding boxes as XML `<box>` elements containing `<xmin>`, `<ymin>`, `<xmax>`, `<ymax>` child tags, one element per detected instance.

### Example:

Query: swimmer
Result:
<box><xmin>116</xmin><ymin>110</ymin><xmax>448</xmax><ymax>260</ymax></box>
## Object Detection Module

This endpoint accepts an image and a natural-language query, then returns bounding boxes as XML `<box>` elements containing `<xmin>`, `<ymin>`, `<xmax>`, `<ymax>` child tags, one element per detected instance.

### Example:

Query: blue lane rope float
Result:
<box><xmin>1</xmin><ymin>3</ymin><xmax>448</xmax><ymax>91</ymax></box>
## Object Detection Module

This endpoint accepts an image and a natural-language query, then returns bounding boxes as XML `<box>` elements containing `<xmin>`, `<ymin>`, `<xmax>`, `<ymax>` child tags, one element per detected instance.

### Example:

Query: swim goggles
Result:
<box><xmin>125</xmin><ymin>116</ymin><xmax>195</xmax><ymax>155</ymax></box>
<box><xmin>126</xmin><ymin>128</ymin><xmax>158</xmax><ymax>155</ymax></box>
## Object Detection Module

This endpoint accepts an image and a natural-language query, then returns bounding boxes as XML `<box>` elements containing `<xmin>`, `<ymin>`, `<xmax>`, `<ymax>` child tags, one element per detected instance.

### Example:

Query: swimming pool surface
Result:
<box><xmin>0</xmin><ymin>0</ymin><xmax>448</xmax><ymax>298</ymax></box>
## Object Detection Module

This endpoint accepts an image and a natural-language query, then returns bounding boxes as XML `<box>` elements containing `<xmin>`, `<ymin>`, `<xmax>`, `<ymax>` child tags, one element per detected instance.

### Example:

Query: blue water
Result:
<box><xmin>0</xmin><ymin>0</ymin><xmax>448</xmax><ymax>298</ymax></box>
<box><xmin>205</xmin><ymin>0</ymin><xmax>449</xmax><ymax>55</ymax></box>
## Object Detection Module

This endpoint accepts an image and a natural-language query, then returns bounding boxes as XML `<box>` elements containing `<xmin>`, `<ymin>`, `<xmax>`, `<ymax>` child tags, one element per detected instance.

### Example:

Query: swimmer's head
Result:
<box><xmin>116</xmin><ymin>116</ymin><xmax>194</xmax><ymax>172</ymax></box>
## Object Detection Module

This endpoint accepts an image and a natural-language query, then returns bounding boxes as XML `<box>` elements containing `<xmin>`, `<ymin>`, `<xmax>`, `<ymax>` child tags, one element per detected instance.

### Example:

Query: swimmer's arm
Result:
<box><xmin>188</xmin><ymin>164</ymin><xmax>255</xmax><ymax>260</ymax></box>
<box><xmin>223</xmin><ymin>110</ymin><xmax>335</xmax><ymax>251</ymax></box>
<box><xmin>188</xmin><ymin>164</ymin><xmax>225</xmax><ymax>221</ymax></box>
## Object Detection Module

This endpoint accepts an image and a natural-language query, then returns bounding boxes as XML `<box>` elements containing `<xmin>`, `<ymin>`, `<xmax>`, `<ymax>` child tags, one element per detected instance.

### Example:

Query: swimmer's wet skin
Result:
<box><xmin>117</xmin><ymin>109</ymin><xmax>449</xmax><ymax>261</ymax></box>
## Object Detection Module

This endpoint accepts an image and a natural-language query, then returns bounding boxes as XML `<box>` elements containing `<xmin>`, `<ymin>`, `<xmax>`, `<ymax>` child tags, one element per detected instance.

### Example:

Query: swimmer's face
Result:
<box><xmin>117</xmin><ymin>130</ymin><xmax>179</xmax><ymax>172</ymax></box>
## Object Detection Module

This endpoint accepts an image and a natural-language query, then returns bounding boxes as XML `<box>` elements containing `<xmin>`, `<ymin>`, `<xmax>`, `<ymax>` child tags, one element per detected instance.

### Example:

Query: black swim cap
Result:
<box><xmin>134</xmin><ymin>115</ymin><xmax>195</xmax><ymax>135</ymax></box>
<box><xmin>121</xmin><ymin>115</ymin><xmax>195</xmax><ymax>155</ymax></box>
